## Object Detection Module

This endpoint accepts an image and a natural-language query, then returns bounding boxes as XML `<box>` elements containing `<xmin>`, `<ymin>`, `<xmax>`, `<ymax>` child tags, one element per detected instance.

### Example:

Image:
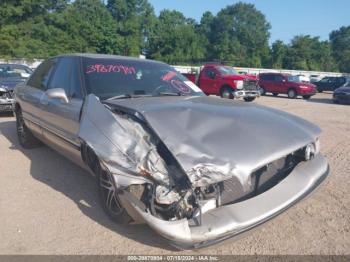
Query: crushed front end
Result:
<box><xmin>79</xmin><ymin>95</ymin><xmax>329</xmax><ymax>250</ymax></box>
<box><xmin>0</xmin><ymin>86</ymin><xmax>14</xmax><ymax>112</ymax></box>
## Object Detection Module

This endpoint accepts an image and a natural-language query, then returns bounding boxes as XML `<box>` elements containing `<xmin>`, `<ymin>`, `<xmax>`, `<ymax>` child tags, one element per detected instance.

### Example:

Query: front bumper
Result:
<box><xmin>118</xmin><ymin>154</ymin><xmax>329</xmax><ymax>249</ymax></box>
<box><xmin>0</xmin><ymin>102</ymin><xmax>13</xmax><ymax>112</ymax></box>
<box><xmin>333</xmin><ymin>94</ymin><xmax>350</xmax><ymax>104</ymax></box>
<box><xmin>299</xmin><ymin>90</ymin><xmax>316</xmax><ymax>96</ymax></box>
<box><xmin>234</xmin><ymin>90</ymin><xmax>260</xmax><ymax>98</ymax></box>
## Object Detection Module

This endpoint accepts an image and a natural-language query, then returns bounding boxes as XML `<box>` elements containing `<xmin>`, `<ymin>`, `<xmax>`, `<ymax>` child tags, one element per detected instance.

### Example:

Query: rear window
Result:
<box><xmin>83</xmin><ymin>58</ymin><xmax>204</xmax><ymax>100</ymax></box>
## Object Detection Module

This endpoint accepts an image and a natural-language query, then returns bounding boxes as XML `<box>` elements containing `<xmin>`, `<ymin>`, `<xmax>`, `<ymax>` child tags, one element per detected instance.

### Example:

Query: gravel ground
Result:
<box><xmin>0</xmin><ymin>92</ymin><xmax>349</xmax><ymax>255</ymax></box>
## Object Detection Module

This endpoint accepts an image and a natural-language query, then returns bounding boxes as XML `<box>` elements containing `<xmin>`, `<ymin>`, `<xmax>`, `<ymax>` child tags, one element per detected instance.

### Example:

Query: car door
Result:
<box><xmin>39</xmin><ymin>57</ymin><xmax>85</xmax><ymax>165</ymax></box>
<box><xmin>199</xmin><ymin>67</ymin><xmax>219</xmax><ymax>94</ymax></box>
<box><xmin>262</xmin><ymin>74</ymin><xmax>275</xmax><ymax>93</ymax></box>
<box><xmin>334</xmin><ymin>77</ymin><xmax>346</xmax><ymax>90</ymax></box>
<box><xmin>271</xmin><ymin>75</ymin><xmax>283</xmax><ymax>93</ymax></box>
<box><xmin>17</xmin><ymin>59</ymin><xmax>57</xmax><ymax>136</ymax></box>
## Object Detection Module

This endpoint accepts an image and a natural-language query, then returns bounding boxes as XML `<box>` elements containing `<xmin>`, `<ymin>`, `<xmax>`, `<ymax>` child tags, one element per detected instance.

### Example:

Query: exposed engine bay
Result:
<box><xmin>126</xmin><ymin>150</ymin><xmax>306</xmax><ymax>222</ymax></box>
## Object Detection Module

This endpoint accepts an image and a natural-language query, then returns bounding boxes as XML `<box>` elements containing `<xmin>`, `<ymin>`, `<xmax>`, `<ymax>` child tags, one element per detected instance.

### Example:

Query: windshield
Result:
<box><xmin>83</xmin><ymin>58</ymin><xmax>204</xmax><ymax>100</ymax></box>
<box><xmin>216</xmin><ymin>66</ymin><xmax>238</xmax><ymax>76</ymax></box>
<box><xmin>287</xmin><ymin>75</ymin><xmax>300</xmax><ymax>82</ymax></box>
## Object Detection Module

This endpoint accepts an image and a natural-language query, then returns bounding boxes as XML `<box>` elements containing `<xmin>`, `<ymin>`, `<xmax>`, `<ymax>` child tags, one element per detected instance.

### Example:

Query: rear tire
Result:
<box><xmin>220</xmin><ymin>87</ymin><xmax>234</xmax><ymax>99</ymax></box>
<box><xmin>287</xmin><ymin>89</ymin><xmax>297</xmax><ymax>99</ymax></box>
<box><xmin>15</xmin><ymin>108</ymin><xmax>42</xmax><ymax>149</ymax></box>
<box><xmin>273</xmin><ymin>93</ymin><xmax>278</xmax><ymax>96</ymax></box>
<box><xmin>243</xmin><ymin>97</ymin><xmax>256</xmax><ymax>102</ymax></box>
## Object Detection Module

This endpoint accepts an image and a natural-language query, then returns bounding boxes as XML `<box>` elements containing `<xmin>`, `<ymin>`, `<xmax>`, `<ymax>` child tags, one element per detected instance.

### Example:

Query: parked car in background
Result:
<box><xmin>314</xmin><ymin>76</ymin><xmax>349</xmax><ymax>92</ymax></box>
<box><xmin>14</xmin><ymin>53</ymin><xmax>329</xmax><ymax>249</ymax></box>
<box><xmin>310</xmin><ymin>74</ymin><xmax>323</xmax><ymax>83</ymax></box>
<box><xmin>0</xmin><ymin>64</ymin><xmax>33</xmax><ymax>113</ymax></box>
<box><xmin>333</xmin><ymin>80</ymin><xmax>350</xmax><ymax>104</ymax></box>
<box><xmin>183</xmin><ymin>63</ymin><xmax>260</xmax><ymax>102</ymax></box>
<box><xmin>258</xmin><ymin>73</ymin><xmax>317</xmax><ymax>99</ymax></box>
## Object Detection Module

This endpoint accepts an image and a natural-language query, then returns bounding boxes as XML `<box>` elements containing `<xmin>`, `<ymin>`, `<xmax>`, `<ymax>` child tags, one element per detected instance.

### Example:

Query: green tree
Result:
<box><xmin>283</xmin><ymin>35</ymin><xmax>337</xmax><ymax>71</ymax></box>
<box><xmin>270</xmin><ymin>40</ymin><xmax>287</xmax><ymax>69</ymax></box>
<box><xmin>107</xmin><ymin>0</ymin><xmax>156</xmax><ymax>56</ymax></box>
<box><xmin>0</xmin><ymin>0</ymin><xmax>68</xmax><ymax>58</ymax></box>
<box><xmin>208</xmin><ymin>2</ymin><xmax>271</xmax><ymax>67</ymax></box>
<box><xmin>330</xmin><ymin>26</ymin><xmax>350</xmax><ymax>73</ymax></box>
<box><xmin>56</xmin><ymin>0</ymin><xmax>120</xmax><ymax>54</ymax></box>
<box><xmin>148</xmin><ymin>10</ymin><xmax>205</xmax><ymax>64</ymax></box>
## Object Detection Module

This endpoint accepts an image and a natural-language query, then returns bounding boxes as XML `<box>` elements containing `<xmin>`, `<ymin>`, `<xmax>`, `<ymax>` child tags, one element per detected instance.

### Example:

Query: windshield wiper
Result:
<box><xmin>106</xmin><ymin>94</ymin><xmax>132</xmax><ymax>100</ymax></box>
<box><xmin>155</xmin><ymin>92</ymin><xmax>182</xmax><ymax>96</ymax></box>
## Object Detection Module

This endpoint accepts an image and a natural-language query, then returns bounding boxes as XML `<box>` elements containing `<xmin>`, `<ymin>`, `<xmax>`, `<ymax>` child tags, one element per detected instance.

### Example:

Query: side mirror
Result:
<box><xmin>46</xmin><ymin>88</ymin><xmax>69</xmax><ymax>103</ymax></box>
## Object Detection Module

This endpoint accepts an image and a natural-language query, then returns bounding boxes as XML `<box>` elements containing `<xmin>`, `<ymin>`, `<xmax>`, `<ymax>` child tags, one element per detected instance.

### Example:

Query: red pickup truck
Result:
<box><xmin>183</xmin><ymin>64</ymin><xmax>260</xmax><ymax>102</ymax></box>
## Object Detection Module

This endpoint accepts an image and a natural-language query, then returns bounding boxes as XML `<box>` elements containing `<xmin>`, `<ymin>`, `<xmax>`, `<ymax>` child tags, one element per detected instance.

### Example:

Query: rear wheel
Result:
<box><xmin>287</xmin><ymin>89</ymin><xmax>297</xmax><ymax>99</ymax></box>
<box><xmin>16</xmin><ymin>108</ymin><xmax>42</xmax><ymax>149</ymax></box>
<box><xmin>273</xmin><ymin>93</ymin><xmax>278</xmax><ymax>96</ymax></box>
<box><xmin>303</xmin><ymin>95</ymin><xmax>311</xmax><ymax>100</ymax></box>
<box><xmin>243</xmin><ymin>97</ymin><xmax>256</xmax><ymax>102</ymax></box>
<box><xmin>220</xmin><ymin>87</ymin><xmax>234</xmax><ymax>99</ymax></box>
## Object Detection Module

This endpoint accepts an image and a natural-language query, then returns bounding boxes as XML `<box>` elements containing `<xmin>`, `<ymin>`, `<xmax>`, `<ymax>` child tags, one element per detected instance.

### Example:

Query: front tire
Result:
<box><xmin>16</xmin><ymin>108</ymin><xmax>42</xmax><ymax>149</ymax></box>
<box><xmin>220</xmin><ymin>87</ymin><xmax>234</xmax><ymax>99</ymax></box>
<box><xmin>287</xmin><ymin>89</ymin><xmax>297</xmax><ymax>99</ymax></box>
<box><xmin>259</xmin><ymin>87</ymin><xmax>266</xmax><ymax>96</ymax></box>
<box><xmin>243</xmin><ymin>97</ymin><xmax>256</xmax><ymax>102</ymax></box>
<box><xmin>96</xmin><ymin>163</ymin><xmax>132</xmax><ymax>224</ymax></box>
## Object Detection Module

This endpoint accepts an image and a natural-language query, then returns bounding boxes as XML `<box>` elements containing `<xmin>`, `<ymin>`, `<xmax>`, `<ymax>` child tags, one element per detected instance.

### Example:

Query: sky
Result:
<box><xmin>148</xmin><ymin>0</ymin><xmax>350</xmax><ymax>44</ymax></box>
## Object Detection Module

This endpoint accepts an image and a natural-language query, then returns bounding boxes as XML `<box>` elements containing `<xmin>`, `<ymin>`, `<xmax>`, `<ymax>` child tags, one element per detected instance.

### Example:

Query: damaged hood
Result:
<box><xmin>106</xmin><ymin>96</ymin><xmax>321</xmax><ymax>187</ymax></box>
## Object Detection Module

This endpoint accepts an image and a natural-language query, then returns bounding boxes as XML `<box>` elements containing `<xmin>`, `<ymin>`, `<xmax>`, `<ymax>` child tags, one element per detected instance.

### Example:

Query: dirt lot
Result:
<box><xmin>0</xmin><ymin>92</ymin><xmax>349</xmax><ymax>255</ymax></box>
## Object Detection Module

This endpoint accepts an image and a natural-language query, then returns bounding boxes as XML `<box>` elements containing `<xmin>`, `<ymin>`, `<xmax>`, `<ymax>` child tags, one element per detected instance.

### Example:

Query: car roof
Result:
<box><xmin>53</xmin><ymin>53</ymin><xmax>167</xmax><ymax>66</ymax></box>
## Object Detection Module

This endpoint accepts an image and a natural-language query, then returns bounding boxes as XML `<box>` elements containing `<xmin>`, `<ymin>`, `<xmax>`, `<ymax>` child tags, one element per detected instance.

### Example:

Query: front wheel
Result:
<box><xmin>97</xmin><ymin>163</ymin><xmax>132</xmax><ymax>224</ymax></box>
<box><xmin>243</xmin><ymin>97</ymin><xmax>256</xmax><ymax>102</ymax></box>
<box><xmin>259</xmin><ymin>87</ymin><xmax>266</xmax><ymax>96</ymax></box>
<box><xmin>220</xmin><ymin>87</ymin><xmax>234</xmax><ymax>99</ymax></box>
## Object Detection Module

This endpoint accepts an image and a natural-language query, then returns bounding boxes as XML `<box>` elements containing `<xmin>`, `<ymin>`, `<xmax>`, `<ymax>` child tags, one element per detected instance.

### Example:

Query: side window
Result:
<box><xmin>48</xmin><ymin>57</ymin><xmax>83</xmax><ymax>99</ymax></box>
<box><xmin>274</xmin><ymin>75</ymin><xmax>283</xmax><ymax>82</ymax></box>
<box><xmin>204</xmin><ymin>68</ymin><xmax>215</xmax><ymax>78</ymax></box>
<box><xmin>263</xmin><ymin>75</ymin><xmax>273</xmax><ymax>81</ymax></box>
<box><xmin>48</xmin><ymin>58</ymin><xmax>71</xmax><ymax>94</ymax></box>
<box><xmin>69</xmin><ymin>59</ymin><xmax>83</xmax><ymax>99</ymax></box>
<box><xmin>27</xmin><ymin>59</ymin><xmax>56</xmax><ymax>90</ymax></box>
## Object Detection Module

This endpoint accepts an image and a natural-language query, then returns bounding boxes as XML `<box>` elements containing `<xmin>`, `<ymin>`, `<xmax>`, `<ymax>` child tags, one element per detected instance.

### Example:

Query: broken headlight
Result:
<box><xmin>304</xmin><ymin>138</ymin><xmax>320</xmax><ymax>161</ymax></box>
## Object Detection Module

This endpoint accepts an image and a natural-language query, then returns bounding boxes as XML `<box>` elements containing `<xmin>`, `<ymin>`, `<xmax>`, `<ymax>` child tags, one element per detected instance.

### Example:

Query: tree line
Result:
<box><xmin>0</xmin><ymin>0</ymin><xmax>349</xmax><ymax>72</ymax></box>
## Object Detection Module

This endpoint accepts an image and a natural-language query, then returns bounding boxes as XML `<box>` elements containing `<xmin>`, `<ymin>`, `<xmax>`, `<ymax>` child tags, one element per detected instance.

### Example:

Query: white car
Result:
<box><xmin>296</xmin><ymin>74</ymin><xmax>310</xmax><ymax>83</ymax></box>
